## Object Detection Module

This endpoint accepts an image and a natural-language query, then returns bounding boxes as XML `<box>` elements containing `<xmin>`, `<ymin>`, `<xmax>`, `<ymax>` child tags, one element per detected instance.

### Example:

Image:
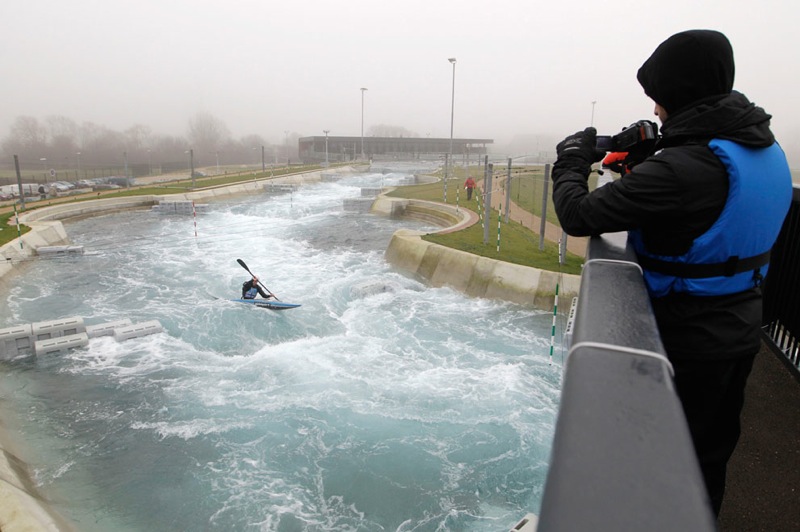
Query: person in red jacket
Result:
<box><xmin>463</xmin><ymin>176</ymin><xmax>476</xmax><ymax>200</ymax></box>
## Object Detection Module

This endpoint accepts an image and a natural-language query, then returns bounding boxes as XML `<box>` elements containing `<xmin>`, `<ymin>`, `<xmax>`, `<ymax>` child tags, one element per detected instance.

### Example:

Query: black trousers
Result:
<box><xmin>672</xmin><ymin>354</ymin><xmax>756</xmax><ymax>516</ymax></box>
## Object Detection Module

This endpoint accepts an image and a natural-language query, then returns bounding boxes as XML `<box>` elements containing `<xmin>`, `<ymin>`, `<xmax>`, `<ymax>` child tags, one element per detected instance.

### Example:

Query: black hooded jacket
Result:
<box><xmin>552</xmin><ymin>91</ymin><xmax>778</xmax><ymax>360</ymax></box>
<box><xmin>553</xmin><ymin>91</ymin><xmax>774</xmax><ymax>256</ymax></box>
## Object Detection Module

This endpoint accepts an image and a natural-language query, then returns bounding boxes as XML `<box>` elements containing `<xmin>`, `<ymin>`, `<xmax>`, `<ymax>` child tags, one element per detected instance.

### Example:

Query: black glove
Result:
<box><xmin>553</xmin><ymin>127</ymin><xmax>606</xmax><ymax>180</ymax></box>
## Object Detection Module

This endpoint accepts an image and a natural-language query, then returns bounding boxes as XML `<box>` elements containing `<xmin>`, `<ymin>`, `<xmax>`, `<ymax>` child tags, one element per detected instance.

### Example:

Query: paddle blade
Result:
<box><xmin>237</xmin><ymin>259</ymin><xmax>252</xmax><ymax>274</ymax></box>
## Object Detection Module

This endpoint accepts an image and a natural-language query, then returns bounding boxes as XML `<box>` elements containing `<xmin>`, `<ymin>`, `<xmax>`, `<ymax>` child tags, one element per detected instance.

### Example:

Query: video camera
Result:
<box><xmin>596</xmin><ymin>120</ymin><xmax>659</xmax><ymax>153</ymax></box>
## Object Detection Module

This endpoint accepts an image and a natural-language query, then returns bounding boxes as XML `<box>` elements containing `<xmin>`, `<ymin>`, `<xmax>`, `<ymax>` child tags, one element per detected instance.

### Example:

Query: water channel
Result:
<box><xmin>0</xmin><ymin>164</ymin><xmax>563</xmax><ymax>531</ymax></box>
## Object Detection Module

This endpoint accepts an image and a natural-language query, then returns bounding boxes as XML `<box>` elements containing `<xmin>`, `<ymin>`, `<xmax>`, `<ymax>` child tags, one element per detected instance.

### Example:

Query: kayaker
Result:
<box><xmin>241</xmin><ymin>276</ymin><xmax>272</xmax><ymax>300</ymax></box>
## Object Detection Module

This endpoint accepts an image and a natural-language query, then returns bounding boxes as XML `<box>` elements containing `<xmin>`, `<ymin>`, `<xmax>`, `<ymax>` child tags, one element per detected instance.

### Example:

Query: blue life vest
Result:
<box><xmin>243</xmin><ymin>286</ymin><xmax>259</xmax><ymax>299</ymax></box>
<box><xmin>630</xmin><ymin>139</ymin><xmax>792</xmax><ymax>298</ymax></box>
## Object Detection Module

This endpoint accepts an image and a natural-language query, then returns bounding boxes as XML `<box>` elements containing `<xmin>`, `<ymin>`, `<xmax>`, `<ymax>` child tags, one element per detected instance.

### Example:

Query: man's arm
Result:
<box><xmin>553</xmin><ymin>156</ymin><xmax>682</xmax><ymax>236</ymax></box>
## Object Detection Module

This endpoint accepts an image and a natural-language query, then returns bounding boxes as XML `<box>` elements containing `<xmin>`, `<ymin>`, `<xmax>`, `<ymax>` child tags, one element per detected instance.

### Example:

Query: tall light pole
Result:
<box><xmin>323</xmin><ymin>130</ymin><xmax>330</xmax><ymax>167</ymax></box>
<box><xmin>185</xmin><ymin>149</ymin><xmax>194</xmax><ymax>188</ymax></box>
<box><xmin>261</xmin><ymin>145</ymin><xmax>266</xmax><ymax>173</ymax></box>
<box><xmin>76</xmin><ymin>152</ymin><xmax>82</xmax><ymax>177</ymax></box>
<box><xmin>591</xmin><ymin>100</ymin><xmax>597</xmax><ymax>127</ymax></box>
<box><xmin>284</xmin><ymin>130</ymin><xmax>290</xmax><ymax>165</ymax></box>
<box><xmin>360</xmin><ymin>87</ymin><xmax>368</xmax><ymax>160</ymax></box>
<box><xmin>123</xmin><ymin>151</ymin><xmax>129</xmax><ymax>189</ymax></box>
<box><xmin>445</xmin><ymin>57</ymin><xmax>456</xmax><ymax>203</ymax></box>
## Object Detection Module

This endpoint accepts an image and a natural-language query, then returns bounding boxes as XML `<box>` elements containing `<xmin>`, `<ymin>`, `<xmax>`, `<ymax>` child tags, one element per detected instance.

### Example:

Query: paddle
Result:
<box><xmin>237</xmin><ymin>258</ymin><xmax>281</xmax><ymax>301</ymax></box>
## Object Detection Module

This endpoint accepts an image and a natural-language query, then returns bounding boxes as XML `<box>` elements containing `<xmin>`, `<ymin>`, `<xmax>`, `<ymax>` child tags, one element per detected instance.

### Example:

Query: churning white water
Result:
<box><xmin>0</xmin><ymin>165</ymin><xmax>564</xmax><ymax>531</ymax></box>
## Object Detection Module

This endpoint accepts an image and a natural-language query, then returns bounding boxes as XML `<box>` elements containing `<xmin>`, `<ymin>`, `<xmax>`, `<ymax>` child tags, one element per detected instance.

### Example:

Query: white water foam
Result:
<box><xmin>0</xmin><ymin>167</ymin><xmax>566</xmax><ymax>531</ymax></box>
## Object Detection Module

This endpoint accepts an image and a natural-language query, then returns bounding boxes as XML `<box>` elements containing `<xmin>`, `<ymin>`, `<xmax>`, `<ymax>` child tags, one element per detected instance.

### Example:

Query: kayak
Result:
<box><xmin>230</xmin><ymin>298</ymin><xmax>301</xmax><ymax>310</ymax></box>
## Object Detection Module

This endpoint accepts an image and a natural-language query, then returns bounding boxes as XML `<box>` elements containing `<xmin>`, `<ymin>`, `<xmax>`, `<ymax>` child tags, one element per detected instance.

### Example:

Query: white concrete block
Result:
<box><xmin>34</xmin><ymin>332</ymin><xmax>89</xmax><ymax>355</ymax></box>
<box><xmin>113</xmin><ymin>320</ymin><xmax>163</xmax><ymax>342</ymax></box>
<box><xmin>0</xmin><ymin>324</ymin><xmax>33</xmax><ymax>359</ymax></box>
<box><xmin>85</xmin><ymin>319</ymin><xmax>133</xmax><ymax>338</ymax></box>
<box><xmin>31</xmin><ymin>317</ymin><xmax>85</xmax><ymax>341</ymax></box>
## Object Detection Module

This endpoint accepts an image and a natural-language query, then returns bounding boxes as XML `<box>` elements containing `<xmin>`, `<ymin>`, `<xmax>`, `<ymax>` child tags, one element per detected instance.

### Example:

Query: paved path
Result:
<box><xmin>718</xmin><ymin>343</ymin><xmax>800</xmax><ymax>530</ymax></box>
<box><xmin>472</xmin><ymin>177</ymin><xmax>588</xmax><ymax>257</ymax></box>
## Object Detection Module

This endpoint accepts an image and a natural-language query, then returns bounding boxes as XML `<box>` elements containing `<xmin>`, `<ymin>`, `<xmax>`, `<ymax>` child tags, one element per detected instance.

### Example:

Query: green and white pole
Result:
<box><xmin>549</xmin><ymin>283</ymin><xmax>559</xmax><ymax>365</ymax></box>
<box><xmin>496</xmin><ymin>208</ymin><xmax>502</xmax><ymax>252</ymax></box>
<box><xmin>13</xmin><ymin>203</ymin><xmax>22</xmax><ymax>249</ymax></box>
<box><xmin>548</xmin><ymin>239</ymin><xmax>563</xmax><ymax>365</ymax></box>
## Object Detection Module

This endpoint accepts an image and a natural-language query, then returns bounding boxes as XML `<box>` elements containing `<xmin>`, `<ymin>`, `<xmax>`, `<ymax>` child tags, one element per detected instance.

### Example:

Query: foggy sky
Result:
<box><xmin>3</xmin><ymin>0</ymin><xmax>799</xmax><ymax>163</ymax></box>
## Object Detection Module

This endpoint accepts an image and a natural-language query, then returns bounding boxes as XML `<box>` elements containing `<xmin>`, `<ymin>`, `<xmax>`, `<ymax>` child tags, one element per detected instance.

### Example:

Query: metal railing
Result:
<box><xmin>535</xmin><ymin>186</ymin><xmax>800</xmax><ymax>530</ymax></box>
<box><xmin>536</xmin><ymin>232</ymin><xmax>716</xmax><ymax>531</ymax></box>
<box><xmin>762</xmin><ymin>185</ymin><xmax>800</xmax><ymax>377</ymax></box>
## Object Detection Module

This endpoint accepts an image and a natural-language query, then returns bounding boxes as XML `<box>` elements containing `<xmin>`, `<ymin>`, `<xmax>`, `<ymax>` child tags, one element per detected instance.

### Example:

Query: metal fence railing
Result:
<box><xmin>762</xmin><ymin>185</ymin><xmax>800</xmax><ymax>378</ymax></box>
<box><xmin>535</xmin><ymin>233</ymin><xmax>716</xmax><ymax>531</ymax></box>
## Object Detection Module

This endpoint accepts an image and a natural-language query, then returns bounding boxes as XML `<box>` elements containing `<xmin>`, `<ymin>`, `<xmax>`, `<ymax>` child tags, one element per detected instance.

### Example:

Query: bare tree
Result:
<box><xmin>46</xmin><ymin>115</ymin><xmax>78</xmax><ymax>139</ymax></box>
<box><xmin>2</xmin><ymin>116</ymin><xmax>48</xmax><ymax>162</ymax></box>
<box><xmin>187</xmin><ymin>112</ymin><xmax>230</xmax><ymax>165</ymax></box>
<box><xmin>1</xmin><ymin>112</ymin><xmax>277</xmax><ymax>174</ymax></box>
<box><xmin>124</xmin><ymin>124</ymin><xmax>153</xmax><ymax>158</ymax></box>
<box><xmin>79</xmin><ymin>123</ymin><xmax>126</xmax><ymax>166</ymax></box>
<box><xmin>46</xmin><ymin>115</ymin><xmax>79</xmax><ymax>167</ymax></box>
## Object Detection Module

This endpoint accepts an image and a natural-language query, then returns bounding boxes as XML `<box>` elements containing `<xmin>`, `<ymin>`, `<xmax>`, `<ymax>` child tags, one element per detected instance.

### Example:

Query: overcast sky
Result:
<box><xmin>3</xmin><ymin>0</ymin><xmax>798</xmax><ymax>162</ymax></box>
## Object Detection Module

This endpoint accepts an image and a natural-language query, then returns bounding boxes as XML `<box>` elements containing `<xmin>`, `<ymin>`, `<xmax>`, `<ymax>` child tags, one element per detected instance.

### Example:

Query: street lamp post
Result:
<box><xmin>123</xmin><ymin>151</ymin><xmax>130</xmax><ymax>189</ymax></box>
<box><xmin>360</xmin><ymin>87</ymin><xmax>368</xmax><ymax>160</ymax></box>
<box><xmin>186</xmin><ymin>150</ymin><xmax>195</xmax><ymax>188</ymax></box>
<box><xmin>591</xmin><ymin>100</ymin><xmax>597</xmax><ymax>127</ymax></box>
<box><xmin>76</xmin><ymin>152</ymin><xmax>82</xmax><ymax>178</ymax></box>
<box><xmin>284</xmin><ymin>130</ymin><xmax>290</xmax><ymax>166</ymax></box>
<box><xmin>323</xmin><ymin>130</ymin><xmax>330</xmax><ymax>167</ymax></box>
<box><xmin>445</xmin><ymin>57</ymin><xmax>456</xmax><ymax>203</ymax></box>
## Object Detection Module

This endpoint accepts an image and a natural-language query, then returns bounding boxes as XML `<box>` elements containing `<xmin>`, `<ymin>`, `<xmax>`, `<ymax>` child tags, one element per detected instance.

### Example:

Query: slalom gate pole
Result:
<box><xmin>496</xmin><ymin>208</ymin><xmax>501</xmax><ymax>252</ymax></box>
<box><xmin>13</xmin><ymin>203</ymin><xmax>22</xmax><ymax>249</ymax></box>
<box><xmin>192</xmin><ymin>201</ymin><xmax>198</xmax><ymax>238</ymax></box>
<box><xmin>548</xmin><ymin>239</ymin><xmax>564</xmax><ymax>365</ymax></box>
<box><xmin>549</xmin><ymin>283</ymin><xmax>559</xmax><ymax>366</ymax></box>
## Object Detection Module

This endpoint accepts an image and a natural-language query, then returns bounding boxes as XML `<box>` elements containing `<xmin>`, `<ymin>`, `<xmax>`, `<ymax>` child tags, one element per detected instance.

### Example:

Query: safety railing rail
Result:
<box><xmin>536</xmin><ymin>232</ymin><xmax>716</xmax><ymax>531</ymax></box>
<box><xmin>762</xmin><ymin>185</ymin><xmax>800</xmax><ymax>378</ymax></box>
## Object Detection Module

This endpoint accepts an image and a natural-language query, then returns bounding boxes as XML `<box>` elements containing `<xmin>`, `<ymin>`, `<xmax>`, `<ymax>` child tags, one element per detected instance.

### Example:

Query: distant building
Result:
<box><xmin>298</xmin><ymin>136</ymin><xmax>493</xmax><ymax>163</ymax></box>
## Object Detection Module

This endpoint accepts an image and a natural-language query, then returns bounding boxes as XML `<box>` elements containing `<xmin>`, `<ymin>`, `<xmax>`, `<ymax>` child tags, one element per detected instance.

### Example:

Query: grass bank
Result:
<box><xmin>0</xmin><ymin>211</ymin><xmax>30</xmax><ymax>246</ymax></box>
<box><xmin>386</xmin><ymin>174</ymin><xmax>584</xmax><ymax>276</ymax></box>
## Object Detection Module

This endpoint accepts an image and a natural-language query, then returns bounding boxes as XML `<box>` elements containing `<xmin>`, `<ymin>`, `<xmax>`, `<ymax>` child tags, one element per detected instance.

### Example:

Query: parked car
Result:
<box><xmin>107</xmin><ymin>176</ymin><xmax>134</xmax><ymax>187</ymax></box>
<box><xmin>50</xmin><ymin>182</ymin><xmax>73</xmax><ymax>192</ymax></box>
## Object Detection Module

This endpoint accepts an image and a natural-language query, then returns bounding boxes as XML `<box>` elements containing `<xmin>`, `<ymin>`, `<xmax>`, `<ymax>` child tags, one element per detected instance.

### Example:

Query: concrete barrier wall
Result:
<box><xmin>385</xmin><ymin>229</ymin><xmax>580</xmax><ymax>310</ymax></box>
<box><xmin>375</xmin><ymin>195</ymin><xmax>581</xmax><ymax>310</ymax></box>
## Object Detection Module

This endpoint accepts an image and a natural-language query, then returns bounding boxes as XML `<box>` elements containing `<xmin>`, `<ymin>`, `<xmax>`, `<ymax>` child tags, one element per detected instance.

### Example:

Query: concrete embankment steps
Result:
<box><xmin>151</xmin><ymin>200</ymin><xmax>210</xmax><ymax>214</ymax></box>
<box><xmin>0</xmin><ymin>316</ymin><xmax>163</xmax><ymax>359</ymax></box>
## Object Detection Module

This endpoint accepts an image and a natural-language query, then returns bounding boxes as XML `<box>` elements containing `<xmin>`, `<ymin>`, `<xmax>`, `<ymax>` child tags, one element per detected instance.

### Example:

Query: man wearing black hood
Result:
<box><xmin>551</xmin><ymin>30</ymin><xmax>792</xmax><ymax>516</ymax></box>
